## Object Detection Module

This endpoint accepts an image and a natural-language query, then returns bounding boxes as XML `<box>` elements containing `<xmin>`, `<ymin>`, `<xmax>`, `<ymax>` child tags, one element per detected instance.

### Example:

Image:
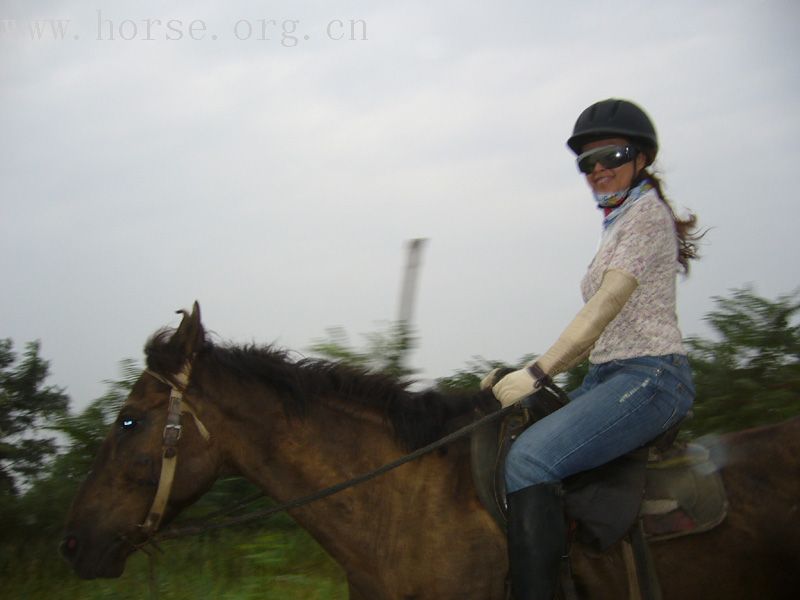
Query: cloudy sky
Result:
<box><xmin>2</xmin><ymin>0</ymin><xmax>798</xmax><ymax>412</ymax></box>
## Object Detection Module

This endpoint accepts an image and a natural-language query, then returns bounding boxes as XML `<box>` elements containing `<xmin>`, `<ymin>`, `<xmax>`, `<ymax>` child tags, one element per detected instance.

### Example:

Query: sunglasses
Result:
<box><xmin>576</xmin><ymin>145</ymin><xmax>638</xmax><ymax>174</ymax></box>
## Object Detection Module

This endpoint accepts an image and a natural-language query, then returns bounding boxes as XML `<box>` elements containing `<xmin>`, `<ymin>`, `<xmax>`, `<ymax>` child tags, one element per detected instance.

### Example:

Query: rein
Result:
<box><xmin>140</xmin><ymin>364</ymin><xmax>523</xmax><ymax>543</ymax></box>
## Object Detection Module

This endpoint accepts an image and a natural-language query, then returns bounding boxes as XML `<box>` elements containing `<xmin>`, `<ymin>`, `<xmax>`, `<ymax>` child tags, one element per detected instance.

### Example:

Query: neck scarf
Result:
<box><xmin>600</xmin><ymin>180</ymin><xmax>653</xmax><ymax>230</ymax></box>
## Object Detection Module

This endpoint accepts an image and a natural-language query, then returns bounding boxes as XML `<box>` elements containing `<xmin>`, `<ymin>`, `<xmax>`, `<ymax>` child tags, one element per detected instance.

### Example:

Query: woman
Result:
<box><xmin>486</xmin><ymin>98</ymin><xmax>700</xmax><ymax>599</ymax></box>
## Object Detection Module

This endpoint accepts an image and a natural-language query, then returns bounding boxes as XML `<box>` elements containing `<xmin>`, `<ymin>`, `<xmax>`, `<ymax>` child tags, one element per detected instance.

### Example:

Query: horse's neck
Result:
<box><xmin>208</xmin><ymin>385</ymin><xmax>507</xmax><ymax>597</ymax></box>
<box><xmin>225</xmin><ymin>396</ymin><xmax>396</xmax><ymax>488</ymax></box>
<box><xmin>217</xmin><ymin>392</ymin><xmax>442</xmax><ymax>551</ymax></box>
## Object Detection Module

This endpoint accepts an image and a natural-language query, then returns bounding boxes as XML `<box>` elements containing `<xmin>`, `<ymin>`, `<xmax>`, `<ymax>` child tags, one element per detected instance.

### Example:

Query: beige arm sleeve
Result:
<box><xmin>534</xmin><ymin>269</ymin><xmax>638</xmax><ymax>377</ymax></box>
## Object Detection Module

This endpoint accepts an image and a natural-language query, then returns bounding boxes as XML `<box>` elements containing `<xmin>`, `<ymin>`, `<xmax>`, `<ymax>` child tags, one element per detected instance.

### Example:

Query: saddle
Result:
<box><xmin>470</xmin><ymin>385</ymin><xmax>728</xmax><ymax>548</ymax></box>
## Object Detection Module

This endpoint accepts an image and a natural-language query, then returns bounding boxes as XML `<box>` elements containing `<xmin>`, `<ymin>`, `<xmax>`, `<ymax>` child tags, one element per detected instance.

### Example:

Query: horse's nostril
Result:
<box><xmin>60</xmin><ymin>535</ymin><xmax>79</xmax><ymax>558</ymax></box>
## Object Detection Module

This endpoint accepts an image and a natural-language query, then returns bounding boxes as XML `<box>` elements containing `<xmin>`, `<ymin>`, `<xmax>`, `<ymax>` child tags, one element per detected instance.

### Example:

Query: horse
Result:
<box><xmin>61</xmin><ymin>303</ymin><xmax>800</xmax><ymax>599</ymax></box>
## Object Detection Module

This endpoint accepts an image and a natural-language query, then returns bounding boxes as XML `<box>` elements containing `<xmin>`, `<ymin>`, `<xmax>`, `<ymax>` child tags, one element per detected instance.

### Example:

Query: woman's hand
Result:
<box><xmin>492</xmin><ymin>367</ymin><xmax>542</xmax><ymax>407</ymax></box>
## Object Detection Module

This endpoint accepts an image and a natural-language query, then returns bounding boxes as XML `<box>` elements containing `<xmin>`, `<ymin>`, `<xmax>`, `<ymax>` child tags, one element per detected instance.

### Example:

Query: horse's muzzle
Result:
<box><xmin>59</xmin><ymin>531</ymin><xmax>129</xmax><ymax>579</ymax></box>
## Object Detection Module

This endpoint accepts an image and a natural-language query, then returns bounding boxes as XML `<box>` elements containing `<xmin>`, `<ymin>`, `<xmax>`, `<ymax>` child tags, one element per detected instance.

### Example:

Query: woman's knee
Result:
<box><xmin>505</xmin><ymin>440</ymin><xmax>554</xmax><ymax>491</ymax></box>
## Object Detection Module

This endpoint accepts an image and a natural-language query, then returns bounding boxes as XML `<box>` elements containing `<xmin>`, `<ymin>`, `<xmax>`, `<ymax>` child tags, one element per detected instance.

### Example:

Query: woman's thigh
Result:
<box><xmin>505</xmin><ymin>359</ymin><xmax>691</xmax><ymax>491</ymax></box>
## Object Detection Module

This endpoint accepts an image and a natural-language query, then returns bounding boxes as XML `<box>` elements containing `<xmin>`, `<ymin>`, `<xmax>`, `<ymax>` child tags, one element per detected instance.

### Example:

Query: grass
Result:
<box><xmin>1</xmin><ymin>526</ymin><xmax>348</xmax><ymax>600</ymax></box>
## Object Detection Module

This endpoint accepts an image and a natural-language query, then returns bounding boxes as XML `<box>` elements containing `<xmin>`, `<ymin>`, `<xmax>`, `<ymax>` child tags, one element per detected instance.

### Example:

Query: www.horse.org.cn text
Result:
<box><xmin>0</xmin><ymin>11</ymin><xmax>368</xmax><ymax>46</ymax></box>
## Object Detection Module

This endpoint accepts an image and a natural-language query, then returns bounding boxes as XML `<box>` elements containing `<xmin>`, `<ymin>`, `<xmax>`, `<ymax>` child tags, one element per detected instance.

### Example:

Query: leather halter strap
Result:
<box><xmin>140</xmin><ymin>365</ymin><xmax>210</xmax><ymax>535</ymax></box>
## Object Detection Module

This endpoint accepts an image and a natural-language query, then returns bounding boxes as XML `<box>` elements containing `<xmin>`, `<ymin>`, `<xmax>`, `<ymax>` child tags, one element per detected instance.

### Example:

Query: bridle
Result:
<box><xmin>139</xmin><ymin>364</ymin><xmax>210</xmax><ymax>536</ymax></box>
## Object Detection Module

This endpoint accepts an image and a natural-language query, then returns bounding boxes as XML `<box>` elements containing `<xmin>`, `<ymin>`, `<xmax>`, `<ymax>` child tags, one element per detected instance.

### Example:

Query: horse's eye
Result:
<box><xmin>121</xmin><ymin>417</ymin><xmax>138</xmax><ymax>431</ymax></box>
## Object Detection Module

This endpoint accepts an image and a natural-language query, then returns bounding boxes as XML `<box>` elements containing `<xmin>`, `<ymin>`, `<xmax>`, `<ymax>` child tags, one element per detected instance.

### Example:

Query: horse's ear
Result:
<box><xmin>172</xmin><ymin>301</ymin><xmax>204</xmax><ymax>359</ymax></box>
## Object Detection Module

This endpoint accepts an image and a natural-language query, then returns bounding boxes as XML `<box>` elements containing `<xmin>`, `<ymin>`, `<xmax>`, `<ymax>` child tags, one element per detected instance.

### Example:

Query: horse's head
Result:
<box><xmin>61</xmin><ymin>303</ymin><xmax>221</xmax><ymax>579</ymax></box>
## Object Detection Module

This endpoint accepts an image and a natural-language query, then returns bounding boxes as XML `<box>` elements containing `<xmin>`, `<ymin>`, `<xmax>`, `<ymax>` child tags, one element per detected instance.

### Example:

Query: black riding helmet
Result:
<box><xmin>567</xmin><ymin>99</ymin><xmax>658</xmax><ymax>165</ymax></box>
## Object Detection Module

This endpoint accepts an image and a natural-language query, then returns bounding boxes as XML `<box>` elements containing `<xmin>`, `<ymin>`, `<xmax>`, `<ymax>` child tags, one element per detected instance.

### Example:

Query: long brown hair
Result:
<box><xmin>641</xmin><ymin>168</ymin><xmax>704</xmax><ymax>274</ymax></box>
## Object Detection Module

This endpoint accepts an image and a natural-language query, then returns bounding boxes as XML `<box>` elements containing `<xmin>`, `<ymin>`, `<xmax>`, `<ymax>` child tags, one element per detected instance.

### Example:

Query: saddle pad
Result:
<box><xmin>641</xmin><ymin>448</ymin><xmax>728</xmax><ymax>541</ymax></box>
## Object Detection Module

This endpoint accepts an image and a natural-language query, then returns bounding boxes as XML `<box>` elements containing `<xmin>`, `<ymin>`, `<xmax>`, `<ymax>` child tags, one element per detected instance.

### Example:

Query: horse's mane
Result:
<box><xmin>145</xmin><ymin>329</ymin><xmax>498</xmax><ymax>451</ymax></box>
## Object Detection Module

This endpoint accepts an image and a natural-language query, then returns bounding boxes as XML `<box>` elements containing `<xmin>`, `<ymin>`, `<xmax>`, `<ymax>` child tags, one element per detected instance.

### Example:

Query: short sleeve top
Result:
<box><xmin>580</xmin><ymin>189</ymin><xmax>686</xmax><ymax>363</ymax></box>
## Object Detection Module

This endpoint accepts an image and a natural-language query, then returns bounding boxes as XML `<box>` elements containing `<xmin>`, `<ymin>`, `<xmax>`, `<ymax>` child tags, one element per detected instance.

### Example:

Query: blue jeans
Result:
<box><xmin>505</xmin><ymin>354</ymin><xmax>695</xmax><ymax>493</ymax></box>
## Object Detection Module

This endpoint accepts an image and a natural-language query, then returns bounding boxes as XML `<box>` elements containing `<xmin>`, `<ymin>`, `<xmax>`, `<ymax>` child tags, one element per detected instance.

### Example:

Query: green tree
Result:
<box><xmin>48</xmin><ymin>358</ymin><xmax>141</xmax><ymax>484</ymax></box>
<box><xmin>685</xmin><ymin>286</ymin><xmax>800</xmax><ymax>437</ymax></box>
<box><xmin>0</xmin><ymin>339</ymin><xmax>69</xmax><ymax>495</ymax></box>
<box><xmin>309</xmin><ymin>321</ymin><xmax>418</xmax><ymax>380</ymax></box>
<box><xmin>0</xmin><ymin>358</ymin><xmax>139</xmax><ymax>541</ymax></box>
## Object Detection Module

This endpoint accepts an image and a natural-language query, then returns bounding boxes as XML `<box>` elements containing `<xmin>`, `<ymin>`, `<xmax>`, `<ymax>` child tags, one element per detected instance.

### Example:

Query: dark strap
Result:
<box><xmin>522</xmin><ymin>376</ymin><xmax>570</xmax><ymax>422</ymax></box>
<box><xmin>631</xmin><ymin>520</ymin><xmax>663</xmax><ymax>600</ymax></box>
<box><xmin>527</xmin><ymin>361</ymin><xmax>549</xmax><ymax>382</ymax></box>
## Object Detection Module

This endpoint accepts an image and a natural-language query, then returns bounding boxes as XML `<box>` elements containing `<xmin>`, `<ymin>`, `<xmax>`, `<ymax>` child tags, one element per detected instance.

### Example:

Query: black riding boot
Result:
<box><xmin>506</xmin><ymin>483</ymin><xmax>567</xmax><ymax>600</ymax></box>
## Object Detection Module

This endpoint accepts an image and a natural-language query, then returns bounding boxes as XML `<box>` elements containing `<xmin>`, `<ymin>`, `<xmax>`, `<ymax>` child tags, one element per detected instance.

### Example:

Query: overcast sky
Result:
<box><xmin>2</xmin><ymin>0</ymin><xmax>798</xmax><ymax>412</ymax></box>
